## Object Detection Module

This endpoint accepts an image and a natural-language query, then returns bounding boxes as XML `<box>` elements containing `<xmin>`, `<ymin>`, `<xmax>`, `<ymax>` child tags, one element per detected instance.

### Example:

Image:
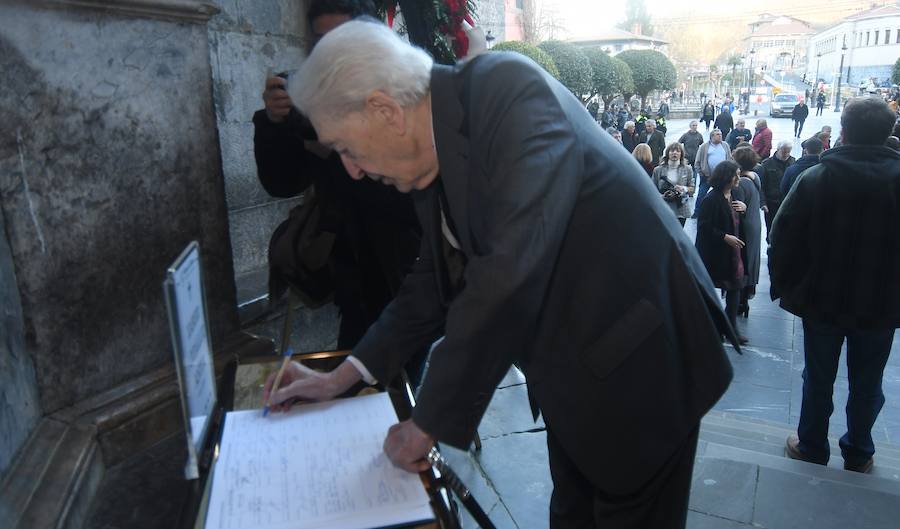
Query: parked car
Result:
<box><xmin>770</xmin><ymin>93</ymin><xmax>800</xmax><ymax>117</ymax></box>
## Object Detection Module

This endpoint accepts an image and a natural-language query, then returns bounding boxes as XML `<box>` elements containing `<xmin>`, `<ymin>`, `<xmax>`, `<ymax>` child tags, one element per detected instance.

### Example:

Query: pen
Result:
<box><xmin>263</xmin><ymin>347</ymin><xmax>293</xmax><ymax>417</ymax></box>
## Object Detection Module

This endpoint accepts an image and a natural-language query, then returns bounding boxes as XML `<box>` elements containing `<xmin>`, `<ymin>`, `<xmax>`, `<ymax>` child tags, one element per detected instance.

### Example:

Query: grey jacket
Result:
<box><xmin>694</xmin><ymin>141</ymin><xmax>733</xmax><ymax>177</ymax></box>
<box><xmin>652</xmin><ymin>163</ymin><xmax>696</xmax><ymax>219</ymax></box>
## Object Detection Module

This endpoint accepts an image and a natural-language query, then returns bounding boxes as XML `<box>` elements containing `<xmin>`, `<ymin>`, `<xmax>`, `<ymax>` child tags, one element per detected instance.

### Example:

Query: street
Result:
<box><xmin>664</xmin><ymin>107</ymin><xmax>843</xmax><ymax>160</ymax></box>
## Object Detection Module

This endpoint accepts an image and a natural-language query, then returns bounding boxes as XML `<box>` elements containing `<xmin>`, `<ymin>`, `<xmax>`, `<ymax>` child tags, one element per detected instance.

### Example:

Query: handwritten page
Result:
<box><xmin>204</xmin><ymin>393</ymin><xmax>434</xmax><ymax>529</ymax></box>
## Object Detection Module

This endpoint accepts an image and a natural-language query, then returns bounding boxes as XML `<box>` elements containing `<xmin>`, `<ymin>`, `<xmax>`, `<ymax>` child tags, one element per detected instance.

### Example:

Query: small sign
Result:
<box><xmin>163</xmin><ymin>241</ymin><xmax>217</xmax><ymax>479</ymax></box>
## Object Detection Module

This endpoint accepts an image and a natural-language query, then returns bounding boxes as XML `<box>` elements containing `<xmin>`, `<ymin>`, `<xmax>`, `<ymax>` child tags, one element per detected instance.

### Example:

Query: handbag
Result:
<box><xmin>267</xmin><ymin>185</ymin><xmax>341</xmax><ymax>308</ymax></box>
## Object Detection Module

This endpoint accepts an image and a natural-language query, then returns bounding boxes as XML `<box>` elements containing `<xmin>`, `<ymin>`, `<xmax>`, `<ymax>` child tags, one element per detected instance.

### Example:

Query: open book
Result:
<box><xmin>204</xmin><ymin>392</ymin><xmax>434</xmax><ymax>529</ymax></box>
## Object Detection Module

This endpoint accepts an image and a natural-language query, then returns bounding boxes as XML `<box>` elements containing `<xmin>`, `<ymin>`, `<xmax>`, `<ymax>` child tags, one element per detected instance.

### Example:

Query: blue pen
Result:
<box><xmin>263</xmin><ymin>347</ymin><xmax>294</xmax><ymax>417</ymax></box>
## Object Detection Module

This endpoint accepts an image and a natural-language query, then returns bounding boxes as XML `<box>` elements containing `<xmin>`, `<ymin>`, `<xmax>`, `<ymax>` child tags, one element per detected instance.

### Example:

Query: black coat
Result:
<box><xmin>792</xmin><ymin>103</ymin><xmax>809</xmax><ymax>121</ymax></box>
<box><xmin>695</xmin><ymin>189</ymin><xmax>746</xmax><ymax>286</ymax></box>
<box><xmin>252</xmin><ymin>109</ymin><xmax>422</xmax><ymax>345</ymax></box>
<box><xmin>714</xmin><ymin>112</ymin><xmax>734</xmax><ymax>139</ymax></box>
<box><xmin>352</xmin><ymin>53</ymin><xmax>735</xmax><ymax>495</ymax></box>
<box><xmin>759</xmin><ymin>154</ymin><xmax>795</xmax><ymax>208</ymax></box>
<box><xmin>769</xmin><ymin>145</ymin><xmax>900</xmax><ymax>329</ymax></box>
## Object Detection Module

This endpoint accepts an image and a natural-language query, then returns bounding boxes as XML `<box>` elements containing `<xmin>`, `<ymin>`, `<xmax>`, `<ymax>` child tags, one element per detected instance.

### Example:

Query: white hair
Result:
<box><xmin>625</xmin><ymin>120</ymin><xmax>635</xmax><ymax>129</ymax></box>
<box><xmin>289</xmin><ymin>20</ymin><xmax>433</xmax><ymax>120</ymax></box>
<box><xmin>777</xmin><ymin>139</ymin><xmax>793</xmax><ymax>150</ymax></box>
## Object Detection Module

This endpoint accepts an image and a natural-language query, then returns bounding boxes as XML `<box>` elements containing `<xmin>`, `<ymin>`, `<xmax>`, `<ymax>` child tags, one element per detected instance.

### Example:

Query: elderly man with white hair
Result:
<box><xmin>759</xmin><ymin>139</ymin><xmax>795</xmax><ymax>240</ymax></box>
<box><xmin>264</xmin><ymin>20</ymin><xmax>736</xmax><ymax>528</ymax></box>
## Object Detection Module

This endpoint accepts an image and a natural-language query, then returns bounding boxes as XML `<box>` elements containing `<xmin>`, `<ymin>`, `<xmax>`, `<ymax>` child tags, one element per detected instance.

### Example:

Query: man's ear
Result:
<box><xmin>365</xmin><ymin>91</ymin><xmax>405</xmax><ymax>135</ymax></box>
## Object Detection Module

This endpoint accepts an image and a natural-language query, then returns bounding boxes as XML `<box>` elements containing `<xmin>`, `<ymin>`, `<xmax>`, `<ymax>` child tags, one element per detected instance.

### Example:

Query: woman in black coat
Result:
<box><xmin>731</xmin><ymin>147</ymin><xmax>763</xmax><ymax>317</ymax></box>
<box><xmin>695</xmin><ymin>160</ymin><xmax>749</xmax><ymax>343</ymax></box>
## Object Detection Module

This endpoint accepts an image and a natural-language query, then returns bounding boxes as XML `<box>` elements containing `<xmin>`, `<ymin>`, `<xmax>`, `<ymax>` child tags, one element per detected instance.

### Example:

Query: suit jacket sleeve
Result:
<box><xmin>411</xmin><ymin>60</ymin><xmax>585</xmax><ymax>448</ymax></box>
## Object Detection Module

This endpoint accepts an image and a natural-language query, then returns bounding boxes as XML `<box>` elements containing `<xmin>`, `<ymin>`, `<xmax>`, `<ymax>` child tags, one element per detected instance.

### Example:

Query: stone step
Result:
<box><xmin>0</xmin><ymin>419</ymin><xmax>102</xmax><ymax>529</ymax></box>
<box><xmin>699</xmin><ymin>441</ymin><xmax>900</xmax><ymax>496</ymax></box>
<box><xmin>701</xmin><ymin>411</ymin><xmax>900</xmax><ymax>482</ymax></box>
<box><xmin>693</xmin><ymin>442</ymin><xmax>900</xmax><ymax>529</ymax></box>
<box><xmin>703</xmin><ymin>410</ymin><xmax>900</xmax><ymax>462</ymax></box>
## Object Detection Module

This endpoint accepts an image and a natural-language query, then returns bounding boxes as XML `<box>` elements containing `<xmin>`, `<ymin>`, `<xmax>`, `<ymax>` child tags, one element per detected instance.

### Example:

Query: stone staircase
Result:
<box><xmin>692</xmin><ymin>410</ymin><xmax>900</xmax><ymax>528</ymax></box>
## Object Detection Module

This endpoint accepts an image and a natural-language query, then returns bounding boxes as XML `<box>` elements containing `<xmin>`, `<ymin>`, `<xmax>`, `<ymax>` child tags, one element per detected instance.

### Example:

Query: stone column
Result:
<box><xmin>0</xmin><ymin>0</ymin><xmax>239</xmax><ymax>418</ymax></box>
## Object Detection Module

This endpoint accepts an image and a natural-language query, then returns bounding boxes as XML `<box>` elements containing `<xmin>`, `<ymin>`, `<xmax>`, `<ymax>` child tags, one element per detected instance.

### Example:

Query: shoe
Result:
<box><xmin>844</xmin><ymin>457</ymin><xmax>874</xmax><ymax>473</ymax></box>
<box><xmin>785</xmin><ymin>434</ymin><xmax>825</xmax><ymax>465</ymax></box>
<box><xmin>739</xmin><ymin>335</ymin><xmax>749</xmax><ymax>345</ymax></box>
<box><xmin>738</xmin><ymin>304</ymin><xmax>749</xmax><ymax>318</ymax></box>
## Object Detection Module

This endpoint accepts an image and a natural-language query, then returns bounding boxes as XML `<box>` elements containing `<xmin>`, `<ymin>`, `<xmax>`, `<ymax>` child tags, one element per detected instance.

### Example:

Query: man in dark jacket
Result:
<box><xmin>622</xmin><ymin>120</ymin><xmax>639</xmax><ymax>152</ymax></box>
<box><xmin>780</xmin><ymin>136</ymin><xmax>822</xmax><ymax>196</ymax></box>
<box><xmin>815</xmin><ymin>90</ymin><xmax>826</xmax><ymax>115</ymax></box>
<box><xmin>252</xmin><ymin>0</ymin><xmax>421</xmax><ymax>349</ymax></box>
<box><xmin>269</xmin><ymin>21</ymin><xmax>736</xmax><ymax>528</ymax></box>
<box><xmin>769</xmin><ymin>97</ymin><xmax>900</xmax><ymax>474</ymax></box>
<box><xmin>640</xmin><ymin>120</ymin><xmax>666</xmax><ymax>164</ymax></box>
<box><xmin>792</xmin><ymin>99</ymin><xmax>810</xmax><ymax>137</ymax></box>
<box><xmin>713</xmin><ymin>107</ymin><xmax>734</xmax><ymax>140</ymax></box>
<box><xmin>758</xmin><ymin>140</ymin><xmax>795</xmax><ymax>240</ymax></box>
<box><xmin>725</xmin><ymin>118</ymin><xmax>753</xmax><ymax>150</ymax></box>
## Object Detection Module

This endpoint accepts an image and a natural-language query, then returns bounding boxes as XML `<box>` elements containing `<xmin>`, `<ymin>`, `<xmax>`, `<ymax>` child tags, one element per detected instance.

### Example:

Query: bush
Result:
<box><xmin>538</xmin><ymin>40</ymin><xmax>592</xmax><ymax>97</ymax></box>
<box><xmin>582</xmin><ymin>48</ymin><xmax>635</xmax><ymax>106</ymax></box>
<box><xmin>491</xmin><ymin>41</ymin><xmax>560</xmax><ymax>80</ymax></box>
<box><xmin>616</xmin><ymin>49</ymin><xmax>676</xmax><ymax>106</ymax></box>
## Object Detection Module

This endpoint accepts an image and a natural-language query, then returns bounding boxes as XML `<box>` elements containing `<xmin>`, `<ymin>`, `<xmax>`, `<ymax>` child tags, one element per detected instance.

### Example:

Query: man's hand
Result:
<box><xmin>262</xmin><ymin>76</ymin><xmax>292</xmax><ymax>123</ymax></box>
<box><xmin>724</xmin><ymin>234</ymin><xmax>746</xmax><ymax>249</ymax></box>
<box><xmin>262</xmin><ymin>360</ymin><xmax>362</xmax><ymax>413</ymax></box>
<box><xmin>384</xmin><ymin>420</ymin><xmax>434</xmax><ymax>473</ymax></box>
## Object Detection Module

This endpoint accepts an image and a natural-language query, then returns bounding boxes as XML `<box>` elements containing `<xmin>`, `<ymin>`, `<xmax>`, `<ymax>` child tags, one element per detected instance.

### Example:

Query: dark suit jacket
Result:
<box><xmin>352</xmin><ymin>53</ymin><xmax>734</xmax><ymax>494</ymax></box>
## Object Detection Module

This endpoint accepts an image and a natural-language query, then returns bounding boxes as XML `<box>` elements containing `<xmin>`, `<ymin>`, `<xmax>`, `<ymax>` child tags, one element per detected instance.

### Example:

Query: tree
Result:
<box><xmin>492</xmin><ymin>41</ymin><xmax>561</xmax><ymax>79</ymax></box>
<box><xmin>617</xmin><ymin>0</ymin><xmax>653</xmax><ymax>36</ymax></box>
<box><xmin>727</xmin><ymin>54</ymin><xmax>742</xmax><ymax>84</ymax></box>
<box><xmin>538</xmin><ymin>40</ymin><xmax>592</xmax><ymax>98</ymax></box>
<box><xmin>582</xmin><ymin>48</ymin><xmax>635</xmax><ymax>109</ymax></box>
<box><xmin>616</xmin><ymin>50</ymin><xmax>677</xmax><ymax>108</ymax></box>
<box><xmin>893</xmin><ymin>57</ymin><xmax>900</xmax><ymax>85</ymax></box>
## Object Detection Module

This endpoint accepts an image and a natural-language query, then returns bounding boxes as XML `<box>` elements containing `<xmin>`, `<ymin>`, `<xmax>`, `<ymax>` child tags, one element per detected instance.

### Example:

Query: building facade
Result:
<box><xmin>743</xmin><ymin>14</ymin><xmax>815</xmax><ymax>74</ymax></box>
<box><xmin>805</xmin><ymin>4</ymin><xmax>900</xmax><ymax>87</ymax></box>
<box><xmin>568</xmin><ymin>28</ymin><xmax>669</xmax><ymax>56</ymax></box>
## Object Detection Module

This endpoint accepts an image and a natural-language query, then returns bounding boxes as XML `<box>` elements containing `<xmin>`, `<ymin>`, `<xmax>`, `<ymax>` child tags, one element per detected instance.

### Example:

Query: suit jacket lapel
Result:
<box><xmin>430</xmin><ymin>64</ymin><xmax>473</xmax><ymax>255</ymax></box>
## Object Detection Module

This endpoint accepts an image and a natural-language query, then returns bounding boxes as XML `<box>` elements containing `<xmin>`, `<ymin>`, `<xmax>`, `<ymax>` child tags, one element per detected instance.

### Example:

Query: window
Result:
<box><xmin>858</xmin><ymin>32</ymin><xmax>863</xmax><ymax>46</ymax></box>
<box><xmin>875</xmin><ymin>30</ymin><xmax>879</xmax><ymax>44</ymax></box>
<box><xmin>866</xmin><ymin>31</ymin><xmax>870</xmax><ymax>46</ymax></box>
<box><xmin>896</xmin><ymin>28</ymin><xmax>900</xmax><ymax>43</ymax></box>
<box><xmin>887</xmin><ymin>30</ymin><xmax>892</xmax><ymax>44</ymax></box>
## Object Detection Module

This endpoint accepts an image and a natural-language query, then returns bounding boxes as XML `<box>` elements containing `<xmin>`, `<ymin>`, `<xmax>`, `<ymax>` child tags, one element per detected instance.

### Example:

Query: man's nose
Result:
<box><xmin>340</xmin><ymin>155</ymin><xmax>365</xmax><ymax>180</ymax></box>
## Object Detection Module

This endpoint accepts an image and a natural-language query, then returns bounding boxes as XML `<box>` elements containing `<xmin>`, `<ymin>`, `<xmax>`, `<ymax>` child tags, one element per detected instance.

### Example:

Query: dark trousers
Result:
<box><xmin>693</xmin><ymin>174</ymin><xmax>709</xmax><ymax>217</ymax></box>
<box><xmin>547</xmin><ymin>425</ymin><xmax>699</xmax><ymax>529</ymax></box>
<box><xmin>798</xmin><ymin>318</ymin><xmax>895</xmax><ymax>465</ymax></box>
<box><xmin>816</xmin><ymin>103</ymin><xmax>824</xmax><ymax>116</ymax></box>
<box><xmin>793</xmin><ymin>119</ymin><xmax>805</xmax><ymax>137</ymax></box>
<box><xmin>724</xmin><ymin>288</ymin><xmax>740</xmax><ymax>332</ymax></box>
<box><xmin>764</xmin><ymin>201</ymin><xmax>780</xmax><ymax>242</ymax></box>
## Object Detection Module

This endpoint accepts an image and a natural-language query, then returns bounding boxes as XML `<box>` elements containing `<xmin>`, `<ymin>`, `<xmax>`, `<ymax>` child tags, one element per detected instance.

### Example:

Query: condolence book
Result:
<box><xmin>204</xmin><ymin>392</ymin><xmax>434</xmax><ymax>529</ymax></box>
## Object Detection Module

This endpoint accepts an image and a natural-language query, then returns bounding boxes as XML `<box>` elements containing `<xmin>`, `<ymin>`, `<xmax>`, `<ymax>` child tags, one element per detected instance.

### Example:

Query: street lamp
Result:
<box><xmin>814</xmin><ymin>52</ymin><xmax>821</xmax><ymax>89</ymax></box>
<box><xmin>744</xmin><ymin>48</ymin><xmax>755</xmax><ymax>113</ymax></box>
<box><xmin>834</xmin><ymin>37</ymin><xmax>848</xmax><ymax>112</ymax></box>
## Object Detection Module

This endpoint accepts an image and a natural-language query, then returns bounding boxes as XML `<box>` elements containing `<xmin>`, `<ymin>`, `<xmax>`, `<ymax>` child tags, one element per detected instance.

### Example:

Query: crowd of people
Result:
<box><xmin>600</xmin><ymin>92</ymin><xmax>900</xmax><ymax>349</ymax></box>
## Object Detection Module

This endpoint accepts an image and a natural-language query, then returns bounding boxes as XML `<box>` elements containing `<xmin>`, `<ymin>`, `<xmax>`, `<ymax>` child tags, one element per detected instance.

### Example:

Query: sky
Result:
<box><xmin>544</xmin><ymin>0</ymin><xmax>883</xmax><ymax>39</ymax></box>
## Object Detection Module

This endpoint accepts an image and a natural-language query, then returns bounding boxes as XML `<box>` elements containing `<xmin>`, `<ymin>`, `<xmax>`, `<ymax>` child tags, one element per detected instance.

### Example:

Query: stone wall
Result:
<box><xmin>0</xmin><ymin>209</ymin><xmax>41</xmax><ymax>481</ymax></box>
<box><xmin>0</xmin><ymin>1</ymin><xmax>239</xmax><ymax>415</ymax></box>
<box><xmin>207</xmin><ymin>0</ymin><xmax>307</xmax><ymax>292</ymax></box>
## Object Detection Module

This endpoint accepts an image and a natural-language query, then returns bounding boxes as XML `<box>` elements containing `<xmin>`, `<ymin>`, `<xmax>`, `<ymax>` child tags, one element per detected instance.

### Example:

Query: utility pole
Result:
<box><xmin>834</xmin><ymin>37</ymin><xmax>848</xmax><ymax>112</ymax></box>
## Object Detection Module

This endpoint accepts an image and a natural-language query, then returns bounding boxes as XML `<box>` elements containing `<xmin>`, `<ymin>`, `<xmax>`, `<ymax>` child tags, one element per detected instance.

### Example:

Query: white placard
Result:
<box><xmin>164</xmin><ymin>241</ymin><xmax>217</xmax><ymax>479</ymax></box>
